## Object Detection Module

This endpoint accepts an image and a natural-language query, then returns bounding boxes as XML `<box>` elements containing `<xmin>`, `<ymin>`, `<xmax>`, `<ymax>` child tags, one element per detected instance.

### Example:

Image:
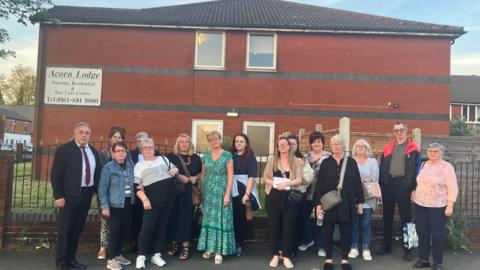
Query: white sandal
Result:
<box><xmin>214</xmin><ymin>254</ymin><xmax>223</xmax><ymax>264</ymax></box>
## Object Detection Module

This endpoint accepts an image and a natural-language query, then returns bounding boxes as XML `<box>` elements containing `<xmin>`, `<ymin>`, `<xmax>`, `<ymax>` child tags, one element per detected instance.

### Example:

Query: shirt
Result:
<box><xmin>357</xmin><ymin>157</ymin><xmax>379</xmax><ymax>209</ymax></box>
<box><xmin>134</xmin><ymin>156</ymin><xmax>177</xmax><ymax>186</ymax></box>
<box><xmin>413</xmin><ymin>159</ymin><xmax>458</xmax><ymax>208</ymax></box>
<box><xmin>389</xmin><ymin>140</ymin><xmax>407</xmax><ymax>177</ymax></box>
<box><xmin>76</xmin><ymin>142</ymin><xmax>96</xmax><ymax>187</ymax></box>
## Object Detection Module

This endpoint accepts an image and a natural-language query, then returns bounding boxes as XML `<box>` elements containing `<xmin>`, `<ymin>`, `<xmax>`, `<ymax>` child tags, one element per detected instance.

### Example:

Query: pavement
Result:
<box><xmin>0</xmin><ymin>244</ymin><xmax>478</xmax><ymax>270</ymax></box>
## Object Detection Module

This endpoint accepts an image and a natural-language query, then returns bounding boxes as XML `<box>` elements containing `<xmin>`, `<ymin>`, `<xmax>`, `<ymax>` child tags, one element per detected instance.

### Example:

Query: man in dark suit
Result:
<box><xmin>51</xmin><ymin>122</ymin><xmax>101</xmax><ymax>270</ymax></box>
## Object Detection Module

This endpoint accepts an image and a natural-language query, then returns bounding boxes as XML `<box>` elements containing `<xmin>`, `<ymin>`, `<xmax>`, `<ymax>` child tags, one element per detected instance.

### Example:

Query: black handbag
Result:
<box><xmin>160</xmin><ymin>155</ymin><xmax>185</xmax><ymax>194</ymax></box>
<box><xmin>288</xmin><ymin>189</ymin><xmax>304</xmax><ymax>207</ymax></box>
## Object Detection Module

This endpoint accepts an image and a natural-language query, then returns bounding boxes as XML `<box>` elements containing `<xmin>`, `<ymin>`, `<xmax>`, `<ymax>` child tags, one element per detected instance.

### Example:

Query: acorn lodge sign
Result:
<box><xmin>44</xmin><ymin>67</ymin><xmax>102</xmax><ymax>106</ymax></box>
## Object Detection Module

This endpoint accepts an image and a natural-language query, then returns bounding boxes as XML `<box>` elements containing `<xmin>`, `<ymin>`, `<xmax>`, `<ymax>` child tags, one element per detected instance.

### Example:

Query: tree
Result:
<box><xmin>1</xmin><ymin>0</ymin><xmax>52</xmax><ymax>59</ymax></box>
<box><xmin>0</xmin><ymin>74</ymin><xmax>6</xmax><ymax>104</ymax></box>
<box><xmin>449</xmin><ymin>116</ymin><xmax>479</xmax><ymax>136</ymax></box>
<box><xmin>2</xmin><ymin>65</ymin><xmax>36</xmax><ymax>105</ymax></box>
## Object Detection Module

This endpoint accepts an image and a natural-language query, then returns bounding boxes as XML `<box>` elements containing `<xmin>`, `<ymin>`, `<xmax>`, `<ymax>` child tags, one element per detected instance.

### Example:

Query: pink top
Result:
<box><xmin>413</xmin><ymin>160</ymin><xmax>458</xmax><ymax>208</ymax></box>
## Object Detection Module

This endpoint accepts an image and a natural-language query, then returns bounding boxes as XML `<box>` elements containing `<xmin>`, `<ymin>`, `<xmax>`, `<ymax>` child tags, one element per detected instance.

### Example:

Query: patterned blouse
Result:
<box><xmin>413</xmin><ymin>159</ymin><xmax>458</xmax><ymax>208</ymax></box>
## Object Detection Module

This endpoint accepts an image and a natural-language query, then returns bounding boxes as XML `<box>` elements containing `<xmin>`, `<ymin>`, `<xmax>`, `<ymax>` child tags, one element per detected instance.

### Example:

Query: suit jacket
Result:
<box><xmin>51</xmin><ymin>140</ymin><xmax>101</xmax><ymax>200</ymax></box>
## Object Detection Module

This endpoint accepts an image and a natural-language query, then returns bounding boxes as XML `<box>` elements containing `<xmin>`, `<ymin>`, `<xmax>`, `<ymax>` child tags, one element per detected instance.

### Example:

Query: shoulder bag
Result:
<box><xmin>280</xmin><ymin>163</ymin><xmax>304</xmax><ymax>207</ymax></box>
<box><xmin>320</xmin><ymin>154</ymin><xmax>348</xmax><ymax>211</ymax></box>
<box><xmin>177</xmin><ymin>154</ymin><xmax>202</xmax><ymax>205</ymax></box>
<box><xmin>362</xmin><ymin>176</ymin><xmax>382</xmax><ymax>199</ymax></box>
<box><xmin>160</xmin><ymin>155</ymin><xmax>185</xmax><ymax>194</ymax></box>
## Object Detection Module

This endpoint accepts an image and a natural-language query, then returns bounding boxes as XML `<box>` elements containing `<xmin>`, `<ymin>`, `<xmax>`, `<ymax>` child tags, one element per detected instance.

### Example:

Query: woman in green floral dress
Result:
<box><xmin>198</xmin><ymin>131</ymin><xmax>236</xmax><ymax>264</ymax></box>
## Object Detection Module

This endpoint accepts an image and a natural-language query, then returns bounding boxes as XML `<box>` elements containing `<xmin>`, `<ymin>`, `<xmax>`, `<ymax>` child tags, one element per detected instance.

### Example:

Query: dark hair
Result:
<box><xmin>112</xmin><ymin>141</ymin><xmax>128</xmax><ymax>152</ymax></box>
<box><xmin>393</xmin><ymin>122</ymin><xmax>407</xmax><ymax>128</ymax></box>
<box><xmin>309</xmin><ymin>131</ymin><xmax>325</xmax><ymax>150</ymax></box>
<box><xmin>230</xmin><ymin>133</ymin><xmax>254</xmax><ymax>163</ymax></box>
<box><xmin>109</xmin><ymin>126</ymin><xmax>126</xmax><ymax>140</ymax></box>
<box><xmin>287</xmin><ymin>134</ymin><xmax>303</xmax><ymax>158</ymax></box>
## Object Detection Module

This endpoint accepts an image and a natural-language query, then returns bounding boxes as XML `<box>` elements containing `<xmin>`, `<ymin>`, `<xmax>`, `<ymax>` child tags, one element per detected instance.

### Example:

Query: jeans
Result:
<box><xmin>351</xmin><ymin>208</ymin><xmax>373</xmax><ymax>250</ymax></box>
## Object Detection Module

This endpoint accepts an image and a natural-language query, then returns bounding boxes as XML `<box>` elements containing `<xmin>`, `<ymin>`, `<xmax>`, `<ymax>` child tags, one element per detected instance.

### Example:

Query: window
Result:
<box><xmin>460</xmin><ymin>104</ymin><xmax>480</xmax><ymax>123</ymax></box>
<box><xmin>191</xmin><ymin>120</ymin><xmax>223</xmax><ymax>153</ymax></box>
<box><xmin>247</xmin><ymin>33</ymin><xmax>277</xmax><ymax>70</ymax></box>
<box><xmin>195</xmin><ymin>32</ymin><xmax>225</xmax><ymax>69</ymax></box>
<box><xmin>243</xmin><ymin>121</ymin><xmax>275</xmax><ymax>156</ymax></box>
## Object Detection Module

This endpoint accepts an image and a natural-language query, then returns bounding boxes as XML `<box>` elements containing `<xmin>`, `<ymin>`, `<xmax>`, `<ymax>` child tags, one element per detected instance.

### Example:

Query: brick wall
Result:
<box><xmin>36</xmin><ymin>25</ymin><xmax>452</xmax><ymax>146</ymax></box>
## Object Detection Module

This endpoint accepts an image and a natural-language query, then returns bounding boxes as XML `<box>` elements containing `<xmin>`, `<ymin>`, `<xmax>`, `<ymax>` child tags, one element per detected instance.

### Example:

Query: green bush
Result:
<box><xmin>449</xmin><ymin>117</ymin><xmax>478</xmax><ymax>136</ymax></box>
<box><xmin>446</xmin><ymin>206</ymin><xmax>469</xmax><ymax>251</ymax></box>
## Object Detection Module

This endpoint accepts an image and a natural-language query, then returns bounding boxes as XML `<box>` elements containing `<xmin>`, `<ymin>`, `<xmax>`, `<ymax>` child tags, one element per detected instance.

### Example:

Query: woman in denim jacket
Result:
<box><xmin>98</xmin><ymin>141</ymin><xmax>135</xmax><ymax>270</ymax></box>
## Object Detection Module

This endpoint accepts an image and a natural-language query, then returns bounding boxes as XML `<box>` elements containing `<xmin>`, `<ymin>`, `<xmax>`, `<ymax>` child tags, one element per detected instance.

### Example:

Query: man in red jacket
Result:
<box><xmin>376</xmin><ymin>122</ymin><xmax>420</xmax><ymax>261</ymax></box>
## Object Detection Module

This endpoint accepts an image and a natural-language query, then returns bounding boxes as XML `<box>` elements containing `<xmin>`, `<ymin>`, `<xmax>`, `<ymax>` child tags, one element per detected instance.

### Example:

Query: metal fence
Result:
<box><xmin>8</xmin><ymin>144</ymin><xmax>480</xmax><ymax>218</ymax></box>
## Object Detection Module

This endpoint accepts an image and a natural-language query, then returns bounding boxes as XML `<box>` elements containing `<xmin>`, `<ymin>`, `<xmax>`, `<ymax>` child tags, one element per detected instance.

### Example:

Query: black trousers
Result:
<box><xmin>56</xmin><ymin>187</ymin><xmax>94</xmax><ymax>265</ymax></box>
<box><xmin>131</xmin><ymin>196</ymin><xmax>143</xmax><ymax>248</ymax></box>
<box><xmin>107</xmin><ymin>198</ymin><xmax>132</xmax><ymax>260</ymax></box>
<box><xmin>137</xmin><ymin>201</ymin><xmax>174</xmax><ymax>255</ymax></box>
<box><xmin>266</xmin><ymin>190</ymin><xmax>297</xmax><ymax>256</ymax></box>
<box><xmin>414</xmin><ymin>203</ymin><xmax>446</xmax><ymax>265</ymax></box>
<box><xmin>381</xmin><ymin>178</ymin><xmax>412</xmax><ymax>250</ymax></box>
<box><xmin>232</xmin><ymin>196</ymin><xmax>248</xmax><ymax>247</ymax></box>
<box><xmin>324</xmin><ymin>222</ymin><xmax>351</xmax><ymax>260</ymax></box>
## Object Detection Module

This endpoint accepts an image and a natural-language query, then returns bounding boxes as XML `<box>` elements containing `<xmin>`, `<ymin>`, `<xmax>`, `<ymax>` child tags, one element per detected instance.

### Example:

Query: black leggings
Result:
<box><xmin>233</xmin><ymin>196</ymin><xmax>248</xmax><ymax>247</ymax></box>
<box><xmin>137</xmin><ymin>202</ymin><xmax>174</xmax><ymax>255</ymax></box>
<box><xmin>266</xmin><ymin>190</ymin><xmax>297</xmax><ymax>256</ymax></box>
<box><xmin>107</xmin><ymin>199</ymin><xmax>131</xmax><ymax>259</ymax></box>
<box><xmin>324</xmin><ymin>222</ymin><xmax>351</xmax><ymax>260</ymax></box>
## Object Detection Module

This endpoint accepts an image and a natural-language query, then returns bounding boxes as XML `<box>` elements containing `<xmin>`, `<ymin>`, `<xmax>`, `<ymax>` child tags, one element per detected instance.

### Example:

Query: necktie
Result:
<box><xmin>80</xmin><ymin>146</ymin><xmax>91</xmax><ymax>186</ymax></box>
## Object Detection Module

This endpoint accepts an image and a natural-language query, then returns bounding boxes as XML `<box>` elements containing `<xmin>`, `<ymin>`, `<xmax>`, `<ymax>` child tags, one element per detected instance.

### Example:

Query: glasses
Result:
<box><xmin>427</xmin><ymin>149</ymin><xmax>440</xmax><ymax>153</ymax></box>
<box><xmin>114</xmin><ymin>149</ymin><xmax>126</xmax><ymax>153</ymax></box>
<box><xmin>208</xmin><ymin>137</ymin><xmax>220</xmax><ymax>142</ymax></box>
<box><xmin>278</xmin><ymin>143</ymin><xmax>289</xmax><ymax>147</ymax></box>
<box><xmin>143</xmin><ymin>146</ymin><xmax>154</xmax><ymax>150</ymax></box>
<box><xmin>393</xmin><ymin>128</ymin><xmax>405</xmax><ymax>133</ymax></box>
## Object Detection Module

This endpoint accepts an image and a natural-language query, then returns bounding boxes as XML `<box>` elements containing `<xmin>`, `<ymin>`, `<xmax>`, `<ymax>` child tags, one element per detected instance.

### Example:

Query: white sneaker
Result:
<box><xmin>317</xmin><ymin>248</ymin><xmax>326</xmax><ymax>257</ymax></box>
<box><xmin>298</xmin><ymin>240</ymin><xmax>314</xmax><ymax>251</ymax></box>
<box><xmin>135</xmin><ymin>255</ymin><xmax>146</xmax><ymax>269</ymax></box>
<box><xmin>107</xmin><ymin>259</ymin><xmax>122</xmax><ymax>270</ymax></box>
<box><xmin>348</xmin><ymin>248</ymin><xmax>359</xmax><ymax>259</ymax></box>
<box><xmin>151</xmin><ymin>253</ymin><xmax>166</xmax><ymax>267</ymax></box>
<box><xmin>363</xmin><ymin>250</ymin><xmax>372</xmax><ymax>261</ymax></box>
<box><xmin>115</xmin><ymin>255</ymin><xmax>131</xmax><ymax>265</ymax></box>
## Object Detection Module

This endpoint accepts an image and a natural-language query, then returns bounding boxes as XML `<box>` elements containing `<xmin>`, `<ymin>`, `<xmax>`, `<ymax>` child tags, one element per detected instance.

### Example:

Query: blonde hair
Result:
<box><xmin>140</xmin><ymin>138</ymin><xmax>154</xmax><ymax>152</ymax></box>
<box><xmin>330</xmin><ymin>134</ymin><xmax>345</xmax><ymax>148</ymax></box>
<box><xmin>206</xmin><ymin>130</ymin><xmax>222</xmax><ymax>141</ymax></box>
<box><xmin>352</xmin><ymin>139</ymin><xmax>373</xmax><ymax>158</ymax></box>
<box><xmin>173</xmin><ymin>133</ymin><xmax>195</xmax><ymax>156</ymax></box>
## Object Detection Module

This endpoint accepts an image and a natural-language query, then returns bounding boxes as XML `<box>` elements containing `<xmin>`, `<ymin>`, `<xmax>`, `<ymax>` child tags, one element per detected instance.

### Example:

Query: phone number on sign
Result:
<box><xmin>46</xmin><ymin>96</ymin><xmax>99</xmax><ymax>104</ymax></box>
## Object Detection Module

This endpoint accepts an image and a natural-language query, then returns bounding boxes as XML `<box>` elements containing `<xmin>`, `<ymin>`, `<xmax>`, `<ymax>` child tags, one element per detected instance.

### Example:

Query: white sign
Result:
<box><xmin>44</xmin><ymin>67</ymin><xmax>102</xmax><ymax>106</ymax></box>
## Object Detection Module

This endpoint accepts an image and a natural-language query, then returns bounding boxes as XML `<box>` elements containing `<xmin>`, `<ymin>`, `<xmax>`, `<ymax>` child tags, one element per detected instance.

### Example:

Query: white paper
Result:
<box><xmin>273</xmin><ymin>177</ymin><xmax>290</xmax><ymax>190</ymax></box>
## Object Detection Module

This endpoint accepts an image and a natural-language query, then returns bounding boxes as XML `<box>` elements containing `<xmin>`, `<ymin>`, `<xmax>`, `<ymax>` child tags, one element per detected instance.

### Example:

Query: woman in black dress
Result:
<box><xmin>314</xmin><ymin>134</ymin><xmax>364</xmax><ymax>270</ymax></box>
<box><xmin>166</xmin><ymin>133</ymin><xmax>202</xmax><ymax>260</ymax></box>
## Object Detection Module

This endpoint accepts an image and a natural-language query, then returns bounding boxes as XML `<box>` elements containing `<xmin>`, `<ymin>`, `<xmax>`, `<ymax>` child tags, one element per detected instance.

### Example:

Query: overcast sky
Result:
<box><xmin>1</xmin><ymin>0</ymin><xmax>479</xmax><ymax>76</ymax></box>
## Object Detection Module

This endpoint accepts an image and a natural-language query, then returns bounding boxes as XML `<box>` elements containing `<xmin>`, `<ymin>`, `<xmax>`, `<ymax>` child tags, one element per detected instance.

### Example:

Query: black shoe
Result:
<box><xmin>431</xmin><ymin>264</ymin><xmax>443</xmax><ymax>270</ymax></box>
<box><xmin>413</xmin><ymin>260</ymin><xmax>431</xmax><ymax>268</ymax></box>
<box><xmin>403</xmin><ymin>249</ymin><xmax>415</xmax><ymax>262</ymax></box>
<box><xmin>323</xmin><ymin>262</ymin><xmax>334</xmax><ymax>270</ymax></box>
<box><xmin>375</xmin><ymin>247</ymin><xmax>391</xmax><ymax>256</ymax></box>
<box><xmin>68</xmin><ymin>260</ymin><xmax>87</xmax><ymax>269</ymax></box>
<box><xmin>56</xmin><ymin>262</ymin><xmax>70</xmax><ymax>270</ymax></box>
<box><xmin>341</xmin><ymin>263</ymin><xmax>352</xmax><ymax>270</ymax></box>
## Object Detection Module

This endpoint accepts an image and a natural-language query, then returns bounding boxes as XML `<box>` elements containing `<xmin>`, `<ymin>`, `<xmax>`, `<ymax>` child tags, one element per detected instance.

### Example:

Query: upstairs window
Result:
<box><xmin>247</xmin><ymin>33</ymin><xmax>276</xmax><ymax>70</ymax></box>
<box><xmin>195</xmin><ymin>31</ymin><xmax>225</xmax><ymax>69</ymax></box>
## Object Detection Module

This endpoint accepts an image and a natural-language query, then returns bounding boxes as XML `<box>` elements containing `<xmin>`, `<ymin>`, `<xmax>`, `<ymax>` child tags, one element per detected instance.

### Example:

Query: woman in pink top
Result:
<box><xmin>412</xmin><ymin>143</ymin><xmax>458</xmax><ymax>270</ymax></box>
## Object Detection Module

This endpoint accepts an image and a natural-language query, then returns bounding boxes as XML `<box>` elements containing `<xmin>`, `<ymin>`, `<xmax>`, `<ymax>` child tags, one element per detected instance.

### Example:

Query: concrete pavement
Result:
<box><xmin>0</xmin><ymin>244</ymin><xmax>478</xmax><ymax>270</ymax></box>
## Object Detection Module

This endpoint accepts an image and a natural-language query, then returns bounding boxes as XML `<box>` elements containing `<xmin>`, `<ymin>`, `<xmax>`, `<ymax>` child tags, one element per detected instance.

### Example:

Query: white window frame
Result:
<box><xmin>191</xmin><ymin>119</ymin><xmax>224</xmax><ymax>152</ymax></box>
<box><xmin>246</xmin><ymin>33</ymin><xmax>277</xmax><ymax>71</ymax></box>
<box><xmin>194</xmin><ymin>31</ymin><xmax>226</xmax><ymax>70</ymax></box>
<box><xmin>242</xmin><ymin>121</ymin><xmax>275</xmax><ymax>156</ymax></box>
<box><xmin>458</xmin><ymin>103</ymin><xmax>480</xmax><ymax>123</ymax></box>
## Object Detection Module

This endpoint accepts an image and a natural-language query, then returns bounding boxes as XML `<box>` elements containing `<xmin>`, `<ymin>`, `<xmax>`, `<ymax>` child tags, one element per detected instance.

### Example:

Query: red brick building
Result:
<box><xmin>32</xmin><ymin>0</ymin><xmax>465</xmax><ymax>154</ymax></box>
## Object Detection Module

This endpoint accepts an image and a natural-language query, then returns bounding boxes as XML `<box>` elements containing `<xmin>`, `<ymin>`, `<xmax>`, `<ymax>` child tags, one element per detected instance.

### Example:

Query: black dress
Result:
<box><xmin>166</xmin><ymin>153</ymin><xmax>202</xmax><ymax>242</ymax></box>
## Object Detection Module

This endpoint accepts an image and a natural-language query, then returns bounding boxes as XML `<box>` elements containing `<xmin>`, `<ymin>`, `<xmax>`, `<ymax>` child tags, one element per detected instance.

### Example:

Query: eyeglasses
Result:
<box><xmin>393</xmin><ymin>128</ymin><xmax>405</xmax><ymax>133</ymax></box>
<box><xmin>278</xmin><ymin>143</ymin><xmax>289</xmax><ymax>147</ymax></box>
<box><xmin>143</xmin><ymin>146</ymin><xmax>154</xmax><ymax>150</ymax></box>
<box><xmin>114</xmin><ymin>149</ymin><xmax>126</xmax><ymax>153</ymax></box>
<box><xmin>427</xmin><ymin>149</ymin><xmax>440</xmax><ymax>153</ymax></box>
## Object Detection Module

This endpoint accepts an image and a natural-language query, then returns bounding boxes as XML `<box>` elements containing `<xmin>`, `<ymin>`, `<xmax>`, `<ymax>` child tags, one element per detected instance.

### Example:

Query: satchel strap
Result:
<box><xmin>159</xmin><ymin>155</ymin><xmax>172</xmax><ymax>170</ymax></box>
<box><xmin>337</xmin><ymin>152</ymin><xmax>348</xmax><ymax>191</ymax></box>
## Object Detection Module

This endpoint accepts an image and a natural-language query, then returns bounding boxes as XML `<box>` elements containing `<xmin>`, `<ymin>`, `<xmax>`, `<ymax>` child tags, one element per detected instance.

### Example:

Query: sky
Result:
<box><xmin>1</xmin><ymin>0</ymin><xmax>479</xmax><ymax>77</ymax></box>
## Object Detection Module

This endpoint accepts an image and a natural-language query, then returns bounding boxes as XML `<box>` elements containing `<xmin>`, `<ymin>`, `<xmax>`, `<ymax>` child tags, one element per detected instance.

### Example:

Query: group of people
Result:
<box><xmin>51</xmin><ymin>121</ymin><xmax>458</xmax><ymax>270</ymax></box>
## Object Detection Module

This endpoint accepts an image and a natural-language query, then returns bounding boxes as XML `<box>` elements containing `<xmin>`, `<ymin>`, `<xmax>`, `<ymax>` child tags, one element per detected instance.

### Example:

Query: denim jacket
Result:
<box><xmin>98</xmin><ymin>159</ymin><xmax>135</xmax><ymax>209</ymax></box>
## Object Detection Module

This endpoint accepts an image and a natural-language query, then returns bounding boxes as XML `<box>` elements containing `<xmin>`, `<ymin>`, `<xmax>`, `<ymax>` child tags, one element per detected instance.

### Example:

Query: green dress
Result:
<box><xmin>197</xmin><ymin>150</ymin><xmax>236</xmax><ymax>255</ymax></box>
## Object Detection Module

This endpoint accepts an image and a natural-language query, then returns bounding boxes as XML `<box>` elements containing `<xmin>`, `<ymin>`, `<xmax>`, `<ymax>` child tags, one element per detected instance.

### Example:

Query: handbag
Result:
<box><xmin>362</xmin><ymin>176</ymin><xmax>382</xmax><ymax>199</ymax></box>
<box><xmin>403</xmin><ymin>222</ymin><xmax>418</xmax><ymax>249</ymax></box>
<box><xmin>320</xmin><ymin>153</ymin><xmax>348</xmax><ymax>211</ymax></box>
<box><xmin>160</xmin><ymin>155</ymin><xmax>185</xmax><ymax>194</ymax></box>
<box><xmin>278</xmin><ymin>164</ymin><xmax>304</xmax><ymax>207</ymax></box>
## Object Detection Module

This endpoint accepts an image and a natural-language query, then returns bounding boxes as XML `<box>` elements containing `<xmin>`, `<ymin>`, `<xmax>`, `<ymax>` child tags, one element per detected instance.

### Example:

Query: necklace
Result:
<box><xmin>181</xmin><ymin>154</ymin><xmax>191</xmax><ymax>165</ymax></box>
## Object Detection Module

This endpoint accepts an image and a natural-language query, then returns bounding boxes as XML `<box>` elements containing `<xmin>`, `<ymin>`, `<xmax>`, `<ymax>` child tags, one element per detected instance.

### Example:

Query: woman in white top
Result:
<box><xmin>133</xmin><ymin>138</ymin><xmax>179</xmax><ymax>269</ymax></box>
<box><xmin>348</xmin><ymin>139</ymin><xmax>379</xmax><ymax>261</ymax></box>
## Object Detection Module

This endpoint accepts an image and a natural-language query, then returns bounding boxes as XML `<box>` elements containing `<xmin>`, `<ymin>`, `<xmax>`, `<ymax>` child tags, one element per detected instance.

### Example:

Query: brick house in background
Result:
<box><xmin>0</xmin><ymin>105</ymin><xmax>34</xmax><ymax>149</ymax></box>
<box><xmin>31</xmin><ymin>0</ymin><xmax>465</xmax><ymax>154</ymax></box>
<box><xmin>450</xmin><ymin>75</ymin><xmax>480</xmax><ymax>126</ymax></box>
